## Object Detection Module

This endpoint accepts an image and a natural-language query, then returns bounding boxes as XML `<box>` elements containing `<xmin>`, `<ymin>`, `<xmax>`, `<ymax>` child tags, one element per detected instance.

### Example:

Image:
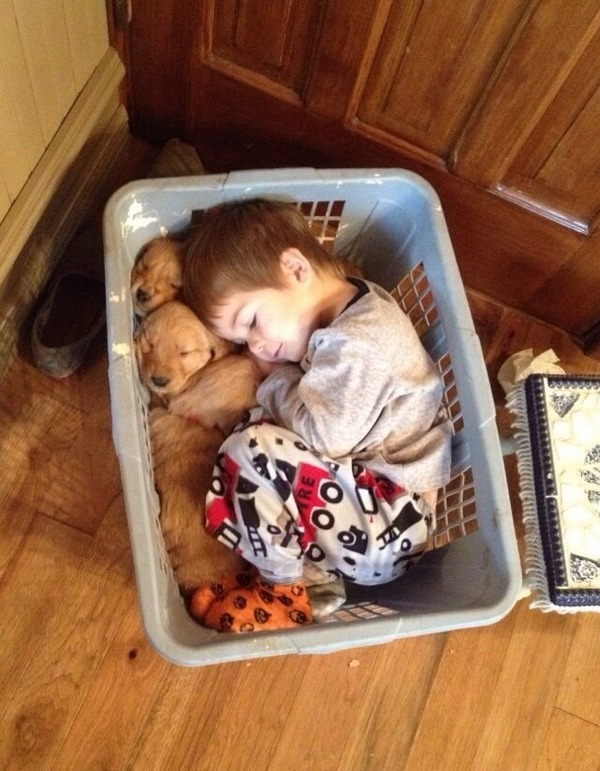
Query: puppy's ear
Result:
<box><xmin>133</xmin><ymin>332</ymin><xmax>143</xmax><ymax>370</ymax></box>
<box><xmin>133</xmin><ymin>320</ymin><xmax>153</xmax><ymax>357</ymax></box>
<box><xmin>206</xmin><ymin>327</ymin><xmax>234</xmax><ymax>360</ymax></box>
<box><xmin>133</xmin><ymin>242</ymin><xmax>150</xmax><ymax>268</ymax></box>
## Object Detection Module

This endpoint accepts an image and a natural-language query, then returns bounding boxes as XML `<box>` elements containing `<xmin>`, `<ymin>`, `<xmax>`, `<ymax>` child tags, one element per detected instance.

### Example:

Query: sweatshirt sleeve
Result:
<box><xmin>258</xmin><ymin>329</ymin><xmax>409</xmax><ymax>458</ymax></box>
<box><xmin>257</xmin><ymin>283</ymin><xmax>446</xmax><ymax>469</ymax></box>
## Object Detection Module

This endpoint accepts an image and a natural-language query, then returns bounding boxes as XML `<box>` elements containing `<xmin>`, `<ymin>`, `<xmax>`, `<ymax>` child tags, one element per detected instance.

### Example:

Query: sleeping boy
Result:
<box><xmin>183</xmin><ymin>198</ymin><xmax>452</xmax><ymax>633</ymax></box>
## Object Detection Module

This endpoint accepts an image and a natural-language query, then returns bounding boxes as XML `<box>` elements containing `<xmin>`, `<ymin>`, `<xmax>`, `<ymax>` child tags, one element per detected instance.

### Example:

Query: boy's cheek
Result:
<box><xmin>242</xmin><ymin>348</ymin><xmax>281</xmax><ymax>375</ymax></box>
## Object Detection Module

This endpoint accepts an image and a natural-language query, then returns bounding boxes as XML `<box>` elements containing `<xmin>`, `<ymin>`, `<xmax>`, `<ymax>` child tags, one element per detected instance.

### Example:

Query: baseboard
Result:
<box><xmin>0</xmin><ymin>47</ymin><xmax>129</xmax><ymax>380</ymax></box>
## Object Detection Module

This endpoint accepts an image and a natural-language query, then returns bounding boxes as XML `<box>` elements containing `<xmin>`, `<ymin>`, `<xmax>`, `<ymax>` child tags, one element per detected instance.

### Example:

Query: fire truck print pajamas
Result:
<box><xmin>206</xmin><ymin>279</ymin><xmax>452</xmax><ymax>587</ymax></box>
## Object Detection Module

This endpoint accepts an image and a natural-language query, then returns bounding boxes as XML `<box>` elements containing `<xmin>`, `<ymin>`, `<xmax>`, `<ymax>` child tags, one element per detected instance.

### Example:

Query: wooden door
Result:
<box><xmin>117</xmin><ymin>0</ymin><xmax>600</xmax><ymax>350</ymax></box>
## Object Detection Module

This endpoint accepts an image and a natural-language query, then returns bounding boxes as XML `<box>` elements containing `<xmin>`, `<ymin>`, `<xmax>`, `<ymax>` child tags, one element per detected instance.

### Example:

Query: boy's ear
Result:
<box><xmin>279</xmin><ymin>248</ymin><xmax>311</xmax><ymax>283</ymax></box>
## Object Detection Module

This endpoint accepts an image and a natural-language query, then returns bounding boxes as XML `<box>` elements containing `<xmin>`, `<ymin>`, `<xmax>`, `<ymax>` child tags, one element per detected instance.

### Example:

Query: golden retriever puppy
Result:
<box><xmin>131</xmin><ymin>236</ymin><xmax>185</xmax><ymax>316</ymax></box>
<box><xmin>149</xmin><ymin>407</ymin><xmax>246</xmax><ymax>594</ymax></box>
<box><xmin>136</xmin><ymin>301</ymin><xmax>263</xmax><ymax>595</ymax></box>
<box><xmin>167</xmin><ymin>353</ymin><xmax>264</xmax><ymax>434</ymax></box>
<box><xmin>135</xmin><ymin>301</ymin><xmax>233</xmax><ymax>399</ymax></box>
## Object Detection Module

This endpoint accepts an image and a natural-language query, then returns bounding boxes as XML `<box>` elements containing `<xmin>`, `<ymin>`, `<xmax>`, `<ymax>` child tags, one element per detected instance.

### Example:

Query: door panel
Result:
<box><xmin>452</xmin><ymin>0</ymin><xmax>600</xmax><ymax>235</ymax></box>
<box><xmin>204</xmin><ymin>0</ymin><xmax>322</xmax><ymax>101</ymax></box>
<box><xmin>123</xmin><ymin>0</ymin><xmax>600</xmax><ymax>345</ymax></box>
<box><xmin>505</xmin><ymin>40</ymin><xmax>600</xmax><ymax>233</ymax></box>
<box><xmin>358</xmin><ymin>0</ymin><xmax>529</xmax><ymax>158</ymax></box>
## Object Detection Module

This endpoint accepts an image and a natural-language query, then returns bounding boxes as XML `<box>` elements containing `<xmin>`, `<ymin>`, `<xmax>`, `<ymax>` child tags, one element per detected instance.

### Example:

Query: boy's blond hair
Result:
<box><xmin>183</xmin><ymin>198</ymin><xmax>343</xmax><ymax>323</ymax></box>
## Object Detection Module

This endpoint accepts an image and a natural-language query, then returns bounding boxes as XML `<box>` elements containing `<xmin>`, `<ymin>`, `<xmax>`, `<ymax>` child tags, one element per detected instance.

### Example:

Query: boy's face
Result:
<box><xmin>210</xmin><ymin>249</ymin><xmax>319</xmax><ymax>363</ymax></box>
<box><xmin>210</xmin><ymin>284</ymin><xmax>316</xmax><ymax>363</ymax></box>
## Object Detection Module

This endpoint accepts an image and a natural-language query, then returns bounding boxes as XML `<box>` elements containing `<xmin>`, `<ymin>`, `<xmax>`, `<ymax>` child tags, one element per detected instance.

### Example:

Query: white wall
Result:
<box><xmin>0</xmin><ymin>0</ymin><xmax>109</xmax><ymax>223</ymax></box>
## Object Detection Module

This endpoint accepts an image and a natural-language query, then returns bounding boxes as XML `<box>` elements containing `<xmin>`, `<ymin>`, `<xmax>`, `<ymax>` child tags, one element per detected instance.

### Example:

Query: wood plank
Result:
<box><xmin>0</xmin><ymin>494</ymin><xmax>36</xmax><ymax>581</ymax></box>
<box><xmin>0</xmin><ymin>498</ymin><xmax>134</xmax><ymax>770</ymax></box>
<box><xmin>128</xmin><ymin>655</ymin><xmax>311</xmax><ymax>770</ymax></box>
<box><xmin>404</xmin><ymin>613</ymin><xmax>518</xmax><ymax>770</ymax></box>
<box><xmin>174</xmin><ymin>62</ymin><xmax>597</xmax><ymax>334</ymax></box>
<box><xmin>191</xmin><ymin>655</ymin><xmax>311</xmax><ymax>771</ymax></box>
<box><xmin>557</xmin><ymin>613</ymin><xmax>600</xmax><ymax>727</ymax></box>
<box><xmin>453</xmin><ymin>0</ymin><xmax>600</xmax><ymax>186</ymax></box>
<box><xmin>0</xmin><ymin>393</ymin><xmax>84</xmax><ymax>529</ymax></box>
<box><xmin>35</xmin><ymin>369</ymin><xmax>121</xmax><ymax>535</ymax></box>
<box><xmin>466</xmin><ymin>287</ymin><xmax>598</xmax><ymax>407</ymax></box>
<box><xmin>502</xmin><ymin>28</ymin><xmax>600</xmax><ymax>231</ymax></box>
<box><xmin>359</xmin><ymin>0</ymin><xmax>529</xmax><ymax>157</ymax></box>
<box><xmin>0</xmin><ymin>516</ymin><xmax>91</xmax><ymax>701</ymax></box>
<box><xmin>50</xmin><ymin>600</ymin><xmax>170</xmax><ymax>771</ymax></box>
<box><xmin>0</xmin><ymin>343</ymin><xmax>106</xmax><ymax>418</ymax></box>
<box><xmin>201</xmin><ymin>0</ymin><xmax>319</xmax><ymax>104</ymax></box>
<box><xmin>266</xmin><ymin>645</ymin><xmax>382</xmax><ymax>770</ymax></box>
<box><xmin>37</xmin><ymin>420</ymin><xmax>121</xmax><ymax>534</ymax></box>
<box><xmin>527</xmin><ymin>232</ymin><xmax>600</xmax><ymax>334</ymax></box>
<box><xmin>305</xmin><ymin>0</ymin><xmax>387</xmax><ymax>121</ymax></box>
<box><xmin>337</xmin><ymin>634</ymin><xmax>446</xmax><ymax>770</ymax></box>
<box><xmin>437</xmin><ymin>177</ymin><xmax>585</xmax><ymax>313</ymax></box>
<box><xmin>128</xmin><ymin>0</ymin><xmax>198</xmax><ymax>140</ymax></box>
<box><xmin>230</xmin><ymin>0</ymin><xmax>293</xmax><ymax>69</ymax></box>
<box><xmin>469</xmin><ymin>601</ymin><xmax>576</xmax><ymax>771</ymax></box>
<box><xmin>535</xmin><ymin>708</ymin><xmax>600</xmax><ymax>771</ymax></box>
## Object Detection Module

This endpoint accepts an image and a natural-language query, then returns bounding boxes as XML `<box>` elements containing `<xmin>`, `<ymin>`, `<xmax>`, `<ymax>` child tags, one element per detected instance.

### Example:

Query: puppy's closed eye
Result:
<box><xmin>178</xmin><ymin>346</ymin><xmax>215</xmax><ymax>360</ymax></box>
<box><xmin>131</xmin><ymin>237</ymin><xmax>184</xmax><ymax>317</ymax></box>
<box><xmin>135</xmin><ymin>301</ymin><xmax>236</xmax><ymax>397</ymax></box>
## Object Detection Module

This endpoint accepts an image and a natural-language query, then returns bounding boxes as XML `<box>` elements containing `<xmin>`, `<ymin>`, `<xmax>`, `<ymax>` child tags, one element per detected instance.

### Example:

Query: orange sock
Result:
<box><xmin>188</xmin><ymin>569</ymin><xmax>256</xmax><ymax>621</ymax></box>
<box><xmin>198</xmin><ymin>576</ymin><xmax>313</xmax><ymax>633</ymax></box>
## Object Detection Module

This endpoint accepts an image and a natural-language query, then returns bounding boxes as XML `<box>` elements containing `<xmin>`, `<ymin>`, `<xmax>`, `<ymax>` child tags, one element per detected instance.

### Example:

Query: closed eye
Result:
<box><xmin>248</xmin><ymin>315</ymin><xmax>257</xmax><ymax>330</ymax></box>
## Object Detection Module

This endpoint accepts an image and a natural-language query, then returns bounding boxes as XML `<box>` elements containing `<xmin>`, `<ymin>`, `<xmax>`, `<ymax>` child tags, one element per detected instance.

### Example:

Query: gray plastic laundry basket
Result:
<box><xmin>103</xmin><ymin>168</ymin><xmax>522</xmax><ymax>666</ymax></box>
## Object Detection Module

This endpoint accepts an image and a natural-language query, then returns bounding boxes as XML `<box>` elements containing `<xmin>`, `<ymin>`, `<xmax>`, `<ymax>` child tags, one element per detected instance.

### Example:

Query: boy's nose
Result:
<box><xmin>248</xmin><ymin>340</ymin><xmax>264</xmax><ymax>356</ymax></box>
<box><xmin>247</xmin><ymin>332</ymin><xmax>264</xmax><ymax>355</ymax></box>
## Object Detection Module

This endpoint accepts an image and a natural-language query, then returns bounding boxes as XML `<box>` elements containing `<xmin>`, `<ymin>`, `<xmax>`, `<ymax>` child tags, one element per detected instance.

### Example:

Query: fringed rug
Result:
<box><xmin>508</xmin><ymin>374</ymin><xmax>600</xmax><ymax>611</ymax></box>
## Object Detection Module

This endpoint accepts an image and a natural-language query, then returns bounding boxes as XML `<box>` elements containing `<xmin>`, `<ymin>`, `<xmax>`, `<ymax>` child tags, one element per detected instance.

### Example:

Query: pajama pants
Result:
<box><xmin>205</xmin><ymin>412</ymin><xmax>433</xmax><ymax>586</ymax></box>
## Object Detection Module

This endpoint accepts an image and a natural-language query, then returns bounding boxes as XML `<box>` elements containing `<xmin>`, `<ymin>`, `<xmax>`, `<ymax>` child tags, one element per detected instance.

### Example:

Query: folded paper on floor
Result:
<box><xmin>498</xmin><ymin>348</ymin><xmax>565</xmax><ymax>395</ymax></box>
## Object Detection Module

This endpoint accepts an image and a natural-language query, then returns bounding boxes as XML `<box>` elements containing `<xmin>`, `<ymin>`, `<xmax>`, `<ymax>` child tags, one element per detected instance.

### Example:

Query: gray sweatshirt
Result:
<box><xmin>257</xmin><ymin>279</ymin><xmax>452</xmax><ymax>491</ymax></box>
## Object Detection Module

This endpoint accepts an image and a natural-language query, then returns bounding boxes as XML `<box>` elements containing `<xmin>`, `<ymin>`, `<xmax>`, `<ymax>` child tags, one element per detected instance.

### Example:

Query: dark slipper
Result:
<box><xmin>31</xmin><ymin>224</ymin><xmax>106</xmax><ymax>379</ymax></box>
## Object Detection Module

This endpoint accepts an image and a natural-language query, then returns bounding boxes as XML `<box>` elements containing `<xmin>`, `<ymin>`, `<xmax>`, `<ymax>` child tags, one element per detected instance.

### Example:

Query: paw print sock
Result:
<box><xmin>188</xmin><ymin>569</ymin><xmax>257</xmax><ymax>621</ymax></box>
<box><xmin>198</xmin><ymin>576</ymin><xmax>313</xmax><ymax>633</ymax></box>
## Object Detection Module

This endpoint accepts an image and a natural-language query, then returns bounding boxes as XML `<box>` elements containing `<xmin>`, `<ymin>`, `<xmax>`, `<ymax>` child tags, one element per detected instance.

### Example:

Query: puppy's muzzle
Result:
<box><xmin>151</xmin><ymin>374</ymin><xmax>170</xmax><ymax>389</ymax></box>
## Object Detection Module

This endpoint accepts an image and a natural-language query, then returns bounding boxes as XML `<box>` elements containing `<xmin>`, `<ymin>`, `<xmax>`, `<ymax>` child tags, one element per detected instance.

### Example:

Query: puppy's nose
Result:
<box><xmin>151</xmin><ymin>374</ymin><xmax>170</xmax><ymax>388</ymax></box>
<box><xmin>136</xmin><ymin>288</ymin><xmax>150</xmax><ymax>303</ymax></box>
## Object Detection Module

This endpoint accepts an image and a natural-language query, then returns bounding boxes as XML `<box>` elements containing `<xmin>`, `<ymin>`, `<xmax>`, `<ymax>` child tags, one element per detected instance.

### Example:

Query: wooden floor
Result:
<box><xmin>2</xmin><ymin>272</ymin><xmax>600</xmax><ymax>770</ymax></box>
